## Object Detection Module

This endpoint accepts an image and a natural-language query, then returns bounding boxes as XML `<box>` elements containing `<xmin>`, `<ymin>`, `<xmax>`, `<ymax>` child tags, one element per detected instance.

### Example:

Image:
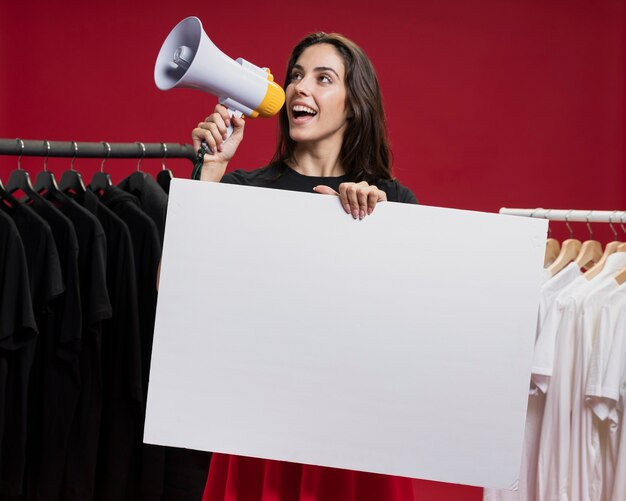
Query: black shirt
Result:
<box><xmin>0</xmin><ymin>203</ymin><xmax>62</xmax><ymax>498</ymax></box>
<box><xmin>221</xmin><ymin>161</ymin><xmax>418</xmax><ymax>204</ymax></box>
<box><xmin>27</xmin><ymin>195</ymin><xmax>83</xmax><ymax>501</ymax></box>
<box><xmin>0</xmin><ymin>210</ymin><xmax>37</xmax><ymax>497</ymax></box>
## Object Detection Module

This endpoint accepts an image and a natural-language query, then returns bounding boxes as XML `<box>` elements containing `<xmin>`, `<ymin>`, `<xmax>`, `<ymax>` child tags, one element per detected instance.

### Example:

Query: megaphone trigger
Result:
<box><xmin>199</xmin><ymin>107</ymin><xmax>243</xmax><ymax>157</ymax></box>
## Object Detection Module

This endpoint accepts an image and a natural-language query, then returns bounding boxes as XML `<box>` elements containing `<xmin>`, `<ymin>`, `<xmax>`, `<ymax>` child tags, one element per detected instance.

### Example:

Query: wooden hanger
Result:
<box><xmin>585</xmin><ymin>213</ymin><xmax>624</xmax><ymax>280</ymax></box>
<box><xmin>546</xmin><ymin>211</ymin><xmax>581</xmax><ymax>277</ymax></box>
<box><xmin>615</xmin><ymin>267</ymin><xmax>626</xmax><ymax>285</ymax></box>
<box><xmin>547</xmin><ymin>238</ymin><xmax>581</xmax><ymax>277</ymax></box>
<box><xmin>584</xmin><ymin>241</ymin><xmax>621</xmax><ymax>280</ymax></box>
<box><xmin>544</xmin><ymin>238</ymin><xmax>561</xmax><ymax>267</ymax></box>
<box><xmin>573</xmin><ymin>215</ymin><xmax>603</xmax><ymax>270</ymax></box>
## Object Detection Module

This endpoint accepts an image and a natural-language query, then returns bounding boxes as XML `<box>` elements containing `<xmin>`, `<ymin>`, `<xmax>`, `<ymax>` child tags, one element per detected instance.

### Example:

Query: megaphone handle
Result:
<box><xmin>199</xmin><ymin>108</ymin><xmax>242</xmax><ymax>155</ymax></box>
<box><xmin>192</xmin><ymin>108</ymin><xmax>243</xmax><ymax>180</ymax></box>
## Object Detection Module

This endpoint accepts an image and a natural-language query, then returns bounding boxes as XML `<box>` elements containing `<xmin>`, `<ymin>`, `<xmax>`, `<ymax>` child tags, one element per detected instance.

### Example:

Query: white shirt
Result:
<box><xmin>584</xmin><ymin>284</ymin><xmax>626</xmax><ymax>500</ymax></box>
<box><xmin>599</xmin><ymin>297</ymin><xmax>626</xmax><ymax>501</ymax></box>
<box><xmin>569</xmin><ymin>277</ymin><xmax>622</xmax><ymax>501</ymax></box>
<box><xmin>536</xmin><ymin>252</ymin><xmax>626</xmax><ymax>501</ymax></box>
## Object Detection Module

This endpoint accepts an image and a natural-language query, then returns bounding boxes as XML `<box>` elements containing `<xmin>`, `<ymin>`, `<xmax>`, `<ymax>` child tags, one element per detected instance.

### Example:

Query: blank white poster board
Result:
<box><xmin>145</xmin><ymin>179</ymin><xmax>547</xmax><ymax>490</ymax></box>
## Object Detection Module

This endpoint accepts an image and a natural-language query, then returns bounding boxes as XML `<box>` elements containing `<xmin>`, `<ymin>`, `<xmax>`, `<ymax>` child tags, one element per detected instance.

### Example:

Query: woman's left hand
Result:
<box><xmin>314</xmin><ymin>182</ymin><xmax>387</xmax><ymax>220</ymax></box>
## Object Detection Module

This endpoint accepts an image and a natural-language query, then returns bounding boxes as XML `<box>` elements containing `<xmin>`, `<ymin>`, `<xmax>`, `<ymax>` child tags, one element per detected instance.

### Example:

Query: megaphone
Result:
<box><xmin>155</xmin><ymin>16</ymin><xmax>285</xmax><ymax>129</ymax></box>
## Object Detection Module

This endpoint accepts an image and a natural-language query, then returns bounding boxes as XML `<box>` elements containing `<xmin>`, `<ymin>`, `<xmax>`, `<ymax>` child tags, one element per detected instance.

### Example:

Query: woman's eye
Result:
<box><xmin>291</xmin><ymin>73</ymin><xmax>302</xmax><ymax>81</ymax></box>
<box><xmin>319</xmin><ymin>75</ymin><xmax>332</xmax><ymax>84</ymax></box>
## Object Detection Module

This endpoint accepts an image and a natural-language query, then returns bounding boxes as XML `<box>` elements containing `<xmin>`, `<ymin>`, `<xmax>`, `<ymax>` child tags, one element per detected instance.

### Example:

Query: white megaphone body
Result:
<box><xmin>155</xmin><ymin>16</ymin><xmax>285</xmax><ymax>139</ymax></box>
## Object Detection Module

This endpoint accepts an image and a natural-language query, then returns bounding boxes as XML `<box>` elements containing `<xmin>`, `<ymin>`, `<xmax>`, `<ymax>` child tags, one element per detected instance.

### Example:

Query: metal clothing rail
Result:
<box><xmin>499</xmin><ymin>208</ymin><xmax>626</xmax><ymax>223</ymax></box>
<box><xmin>0</xmin><ymin>138</ymin><xmax>196</xmax><ymax>164</ymax></box>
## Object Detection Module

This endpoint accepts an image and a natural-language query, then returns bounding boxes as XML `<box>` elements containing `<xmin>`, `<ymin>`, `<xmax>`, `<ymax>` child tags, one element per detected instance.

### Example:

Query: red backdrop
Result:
<box><xmin>2</xmin><ymin>0</ymin><xmax>625</xmax><ymax>499</ymax></box>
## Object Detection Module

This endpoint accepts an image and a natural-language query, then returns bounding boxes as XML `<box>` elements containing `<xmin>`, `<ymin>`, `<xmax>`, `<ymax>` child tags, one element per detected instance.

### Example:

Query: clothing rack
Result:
<box><xmin>499</xmin><ymin>208</ymin><xmax>626</xmax><ymax>223</ymax></box>
<box><xmin>0</xmin><ymin>138</ymin><xmax>196</xmax><ymax>164</ymax></box>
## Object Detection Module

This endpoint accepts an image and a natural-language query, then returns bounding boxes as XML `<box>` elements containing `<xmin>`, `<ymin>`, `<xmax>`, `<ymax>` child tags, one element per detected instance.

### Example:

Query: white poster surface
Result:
<box><xmin>144</xmin><ymin>179</ymin><xmax>547</xmax><ymax>490</ymax></box>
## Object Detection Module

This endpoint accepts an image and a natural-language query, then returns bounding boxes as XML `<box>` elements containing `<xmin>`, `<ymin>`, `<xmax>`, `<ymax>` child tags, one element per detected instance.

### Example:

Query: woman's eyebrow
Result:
<box><xmin>292</xmin><ymin>64</ymin><xmax>340</xmax><ymax>79</ymax></box>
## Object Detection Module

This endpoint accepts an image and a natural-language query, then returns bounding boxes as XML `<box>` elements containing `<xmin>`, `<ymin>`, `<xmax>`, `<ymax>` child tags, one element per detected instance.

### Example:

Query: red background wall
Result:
<box><xmin>1</xmin><ymin>0</ymin><xmax>625</xmax><ymax>499</ymax></box>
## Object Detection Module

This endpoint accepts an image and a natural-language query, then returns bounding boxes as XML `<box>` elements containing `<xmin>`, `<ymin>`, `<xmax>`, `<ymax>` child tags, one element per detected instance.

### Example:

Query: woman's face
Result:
<box><xmin>285</xmin><ymin>43</ymin><xmax>348</xmax><ymax>148</ymax></box>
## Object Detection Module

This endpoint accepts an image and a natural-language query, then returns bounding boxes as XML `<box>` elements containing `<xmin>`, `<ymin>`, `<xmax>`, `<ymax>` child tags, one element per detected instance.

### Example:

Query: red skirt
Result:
<box><xmin>203</xmin><ymin>453</ymin><xmax>414</xmax><ymax>501</ymax></box>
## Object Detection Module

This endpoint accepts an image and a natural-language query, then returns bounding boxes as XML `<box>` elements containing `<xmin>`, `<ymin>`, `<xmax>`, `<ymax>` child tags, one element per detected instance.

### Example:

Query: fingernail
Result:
<box><xmin>217</xmin><ymin>144</ymin><xmax>223</xmax><ymax>152</ymax></box>
<box><xmin>359</xmin><ymin>210</ymin><xmax>365</xmax><ymax>220</ymax></box>
<box><xmin>368</xmin><ymin>207</ymin><xmax>373</xmax><ymax>215</ymax></box>
<box><xmin>344</xmin><ymin>203</ymin><xmax>351</xmax><ymax>214</ymax></box>
<box><xmin>223</xmin><ymin>134</ymin><xmax>228</xmax><ymax>140</ymax></box>
<box><xmin>352</xmin><ymin>209</ymin><xmax>358</xmax><ymax>219</ymax></box>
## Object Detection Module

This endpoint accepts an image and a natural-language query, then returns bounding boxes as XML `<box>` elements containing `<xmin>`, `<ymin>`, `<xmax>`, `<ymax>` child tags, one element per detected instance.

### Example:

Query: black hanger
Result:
<box><xmin>6</xmin><ymin>138</ymin><xmax>39</xmax><ymax>202</ymax></box>
<box><xmin>123</xmin><ymin>142</ymin><xmax>148</xmax><ymax>192</ymax></box>
<box><xmin>58</xmin><ymin>141</ymin><xmax>86</xmax><ymax>195</ymax></box>
<box><xmin>156</xmin><ymin>143</ymin><xmax>173</xmax><ymax>194</ymax></box>
<box><xmin>0</xmin><ymin>175</ymin><xmax>20</xmax><ymax>209</ymax></box>
<box><xmin>33</xmin><ymin>140</ymin><xmax>71</xmax><ymax>204</ymax></box>
<box><xmin>89</xmin><ymin>142</ymin><xmax>113</xmax><ymax>195</ymax></box>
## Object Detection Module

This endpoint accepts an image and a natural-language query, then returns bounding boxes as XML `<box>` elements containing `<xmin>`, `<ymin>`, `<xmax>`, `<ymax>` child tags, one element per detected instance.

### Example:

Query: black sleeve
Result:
<box><xmin>379</xmin><ymin>179</ymin><xmax>418</xmax><ymax>205</ymax></box>
<box><xmin>396</xmin><ymin>183</ymin><xmax>418</xmax><ymax>205</ymax></box>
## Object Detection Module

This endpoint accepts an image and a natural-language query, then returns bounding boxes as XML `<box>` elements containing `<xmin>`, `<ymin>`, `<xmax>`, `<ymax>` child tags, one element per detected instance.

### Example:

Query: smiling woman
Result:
<box><xmin>192</xmin><ymin>32</ymin><xmax>417</xmax><ymax>501</ymax></box>
<box><xmin>192</xmin><ymin>32</ymin><xmax>416</xmax><ymax>220</ymax></box>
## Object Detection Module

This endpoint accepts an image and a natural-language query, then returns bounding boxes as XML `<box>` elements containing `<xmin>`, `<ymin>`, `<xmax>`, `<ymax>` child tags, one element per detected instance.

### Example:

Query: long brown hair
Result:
<box><xmin>272</xmin><ymin>32</ymin><xmax>393</xmax><ymax>182</ymax></box>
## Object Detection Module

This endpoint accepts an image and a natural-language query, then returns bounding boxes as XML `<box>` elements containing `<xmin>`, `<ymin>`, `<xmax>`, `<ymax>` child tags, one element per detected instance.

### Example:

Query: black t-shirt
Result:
<box><xmin>0</xmin><ymin>203</ymin><xmax>63</xmax><ymax>497</ymax></box>
<box><xmin>221</xmin><ymin>161</ymin><xmax>418</xmax><ymax>204</ymax></box>
<box><xmin>0</xmin><ymin>209</ymin><xmax>37</xmax><ymax>496</ymax></box>
<box><xmin>99</xmin><ymin>186</ymin><xmax>160</xmax><ymax>398</ymax></box>
<box><xmin>99</xmin><ymin>185</ymin><xmax>164</xmax><ymax>501</ymax></box>
<box><xmin>118</xmin><ymin>173</ymin><xmax>168</xmax><ymax>245</ymax></box>
<box><xmin>27</xmin><ymin>195</ymin><xmax>83</xmax><ymax>501</ymax></box>
<box><xmin>53</xmin><ymin>196</ymin><xmax>110</xmax><ymax>501</ymax></box>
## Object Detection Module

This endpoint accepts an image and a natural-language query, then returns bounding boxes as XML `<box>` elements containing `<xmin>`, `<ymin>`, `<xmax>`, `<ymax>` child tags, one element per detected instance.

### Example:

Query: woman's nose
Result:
<box><xmin>294</xmin><ymin>76</ymin><xmax>312</xmax><ymax>95</ymax></box>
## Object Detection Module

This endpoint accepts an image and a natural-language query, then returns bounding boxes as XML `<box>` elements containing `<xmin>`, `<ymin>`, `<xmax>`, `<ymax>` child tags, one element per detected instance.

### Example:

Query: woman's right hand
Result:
<box><xmin>192</xmin><ymin>104</ymin><xmax>246</xmax><ymax>181</ymax></box>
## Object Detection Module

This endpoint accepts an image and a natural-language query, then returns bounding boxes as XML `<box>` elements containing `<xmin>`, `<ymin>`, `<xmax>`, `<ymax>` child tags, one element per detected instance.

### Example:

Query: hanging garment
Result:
<box><xmin>118</xmin><ymin>173</ymin><xmax>168</xmax><ymax>244</ymax></box>
<box><xmin>69</xmin><ymin>190</ymin><xmax>143</xmax><ymax>501</ymax></box>
<box><xmin>0</xmin><ymin>210</ymin><xmax>38</xmax><ymax>497</ymax></box>
<box><xmin>53</xmin><ymin>197</ymin><xmax>111</xmax><ymax>501</ymax></box>
<box><xmin>584</xmin><ymin>285</ymin><xmax>626</xmax><ymax>500</ymax></box>
<box><xmin>0</xmin><ymin>203</ymin><xmax>62</xmax><ymax>498</ymax></box>
<box><xmin>25</xmin><ymin>195</ymin><xmax>82</xmax><ymax>501</ymax></box>
<box><xmin>603</xmin><ymin>300</ymin><xmax>626</xmax><ymax>501</ymax></box>
<box><xmin>536</xmin><ymin>253</ymin><xmax>626</xmax><ymax>501</ymax></box>
<box><xmin>569</xmin><ymin>277</ymin><xmax>624</xmax><ymax>501</ymax></box>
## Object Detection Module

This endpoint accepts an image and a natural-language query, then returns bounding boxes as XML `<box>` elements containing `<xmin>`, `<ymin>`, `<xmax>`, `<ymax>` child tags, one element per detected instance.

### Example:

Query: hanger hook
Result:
<box><xmin>586</xmin><ymin>211</ymin><xmax>593</xmax><ymax>240</ymax></box>
<box><xmin>161</xmin><ymin>142</ymin><xmax>168</xmax><ymax>171</ymax></box>
<box><xmin>136</xmin><ymin>142</ymin><xmax>146</xmax><ymax>171</ymax></box>
<box><xmin>609</xmin><ymin>210</ymin><xmax>619</xmax><ymax>241</ymax></box>
<box><xmin>544</xmin><ymin>209</ymin><xmax>553</xmax><ymax>239</ymax></box>
<box><xmin>70</xmin><ymin>141</ymin><xmax>78</xmax><ymax>171</ymax></box>
<box><xmin>16</xmin><ymin>138</ymin><xmax>25</xmax><ymax>170</ymax></box>
<box><xmin>565</xmin><ymin>210</ymin><xmax>574</xmax><ymax>239</ymax></box>
<box><xmin>43</xmin><ymin>140</ymin><xmax>51</xmax><ymax>172</ymax></box>
<box><xmin>101</xmin><ymin>142</ymin><xmax>111</xmax><ymax>172</ymax></box>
